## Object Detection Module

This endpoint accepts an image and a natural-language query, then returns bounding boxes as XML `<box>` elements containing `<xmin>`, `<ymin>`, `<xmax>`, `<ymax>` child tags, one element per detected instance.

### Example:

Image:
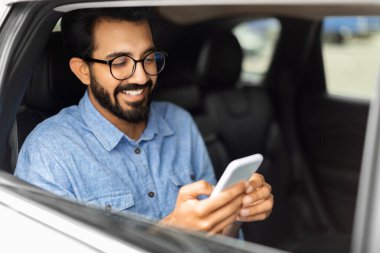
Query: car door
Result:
<box><xmin>298</xmin><ymin>15</ymin><xmax>377</xmax><ymax>235</ymax></box>
<box><xmin>270</xmin><ymin>15</ymin><xmax>374</xmax><ymax>238</ymax></box>
<box><xmin>258</xmin><ymin>16</ymin><xmax>372</xmax><ymax>252</ymax></box>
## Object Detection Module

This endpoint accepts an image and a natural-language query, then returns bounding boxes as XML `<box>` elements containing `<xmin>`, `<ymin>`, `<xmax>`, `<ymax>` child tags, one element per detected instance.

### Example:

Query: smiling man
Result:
<box><xmin>14</xmin><ymin>7</ymin><xmax>273</xmax><ymax>236</ymax></box>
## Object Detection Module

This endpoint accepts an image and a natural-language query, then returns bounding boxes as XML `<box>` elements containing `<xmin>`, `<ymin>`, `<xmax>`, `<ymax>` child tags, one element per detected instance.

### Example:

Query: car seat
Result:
<box><xmin>196</xmin><ymin>30</ymin><xmax>305</xmax><ymax>247</ymax></box>
<box><xmin>156</xmin><ymin>33</ymin><xmax>231</xmax><ymax>179</ymax></box>
<box><xmin>17</xmin><ymin>32</ymin><xmax>86</xmax><ymax>153</ymax></box>
<box><xmin>198</xmin><ymin>31</ymin><xmax>274</xmax><ymax>166</ymax></box>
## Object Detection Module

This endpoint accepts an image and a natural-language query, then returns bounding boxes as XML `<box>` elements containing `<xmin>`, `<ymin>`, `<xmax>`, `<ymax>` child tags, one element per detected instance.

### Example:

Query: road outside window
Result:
<box><xmin>322</xmin><ymin>16</ymin><xmax>380</xmax><ymax>99</ymax></box>
<box><xmin>233</xmin><ymin>18</ymin><xmax>280</xmax><ymax>85</ymax></box>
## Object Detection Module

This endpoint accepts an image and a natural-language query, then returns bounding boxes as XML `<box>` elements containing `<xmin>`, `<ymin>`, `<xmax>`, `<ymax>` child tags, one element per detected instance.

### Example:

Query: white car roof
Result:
<box><xmin>3</xmin><ymin>0</ymin><xmax>380</xmax><ymax>23</ymax></box>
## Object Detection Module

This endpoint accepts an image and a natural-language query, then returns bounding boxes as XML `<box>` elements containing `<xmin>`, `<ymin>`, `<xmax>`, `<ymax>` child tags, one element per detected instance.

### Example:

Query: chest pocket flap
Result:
<box><xmin>169</xmin><ymin>167</ymin><xmax>195</xmax><ymax>188</ymax></box>
<box><xmin>86</xmin><ymin>190</ymin><xmax>135</xmax><ymax>214</ymax></box>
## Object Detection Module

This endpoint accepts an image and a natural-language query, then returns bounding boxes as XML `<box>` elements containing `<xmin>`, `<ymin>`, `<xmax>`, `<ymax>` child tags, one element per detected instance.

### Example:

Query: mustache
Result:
<box><xmin>114</xmin><ymin>80</ymin><xmax>153</xmax><ymax>94</ymax></box>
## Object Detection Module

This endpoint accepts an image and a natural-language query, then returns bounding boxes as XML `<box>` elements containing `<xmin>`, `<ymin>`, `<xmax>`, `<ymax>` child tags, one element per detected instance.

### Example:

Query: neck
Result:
<box><xmin>117</xmin><ymin>121</ymin><xmax>147</xmax><ymax>141</ymax></box>
<box><xmin>88</xmin><ymin>92</ymin><xmax>147</xmax><ymax>140</ymax></box>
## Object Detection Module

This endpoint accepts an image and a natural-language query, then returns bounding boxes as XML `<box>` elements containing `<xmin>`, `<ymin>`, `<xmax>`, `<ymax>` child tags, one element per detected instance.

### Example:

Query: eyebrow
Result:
<box><xmin>105</xmin><ymin>46</ymin><xmax>157</xmax><ymax>59</ymax></box>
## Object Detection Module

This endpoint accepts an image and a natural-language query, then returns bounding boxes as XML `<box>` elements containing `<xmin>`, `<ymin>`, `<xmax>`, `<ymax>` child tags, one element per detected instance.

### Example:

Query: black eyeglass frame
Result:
<box><xmin>84</xmin><ymin>51</ymin><xmax>167</xmax><ymax>81</ymax></box>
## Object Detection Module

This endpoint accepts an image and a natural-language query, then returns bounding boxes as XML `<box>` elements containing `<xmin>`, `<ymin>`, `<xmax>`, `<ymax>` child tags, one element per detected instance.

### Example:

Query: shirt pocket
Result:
<box><xmin>169</xmin><ymin>166</ymin><xmax>196</xmax><ymax>188</ymax></box>
<box><xmin>85</xmin><ymin>190</ymin><xmax>135</xmax><ymax>214</ymax></box>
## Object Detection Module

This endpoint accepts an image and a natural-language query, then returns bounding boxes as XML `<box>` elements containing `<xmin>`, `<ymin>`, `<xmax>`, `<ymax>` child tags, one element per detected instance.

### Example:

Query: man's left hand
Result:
<box><xmin>237</xmin><ymin>173</ymin><xmax>273</xmax><ymax>222</ymax></box>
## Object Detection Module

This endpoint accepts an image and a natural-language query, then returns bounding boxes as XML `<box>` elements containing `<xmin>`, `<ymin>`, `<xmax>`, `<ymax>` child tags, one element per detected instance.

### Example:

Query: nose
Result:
<box><xmin>129</xmin><ymin>61</ymin><xmax>149</xmax><ymax>84</ymax></box>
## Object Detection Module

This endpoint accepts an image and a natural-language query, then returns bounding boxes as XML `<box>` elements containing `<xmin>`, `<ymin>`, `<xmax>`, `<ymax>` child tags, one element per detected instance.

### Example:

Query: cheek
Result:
<box><xmin>93</xmin><ymin>67</ymin><xmax>120</xmax><ymax>92</ymax></box>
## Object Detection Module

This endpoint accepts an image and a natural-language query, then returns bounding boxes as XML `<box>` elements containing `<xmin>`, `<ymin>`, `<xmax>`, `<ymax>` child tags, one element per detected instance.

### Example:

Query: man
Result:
<box><xmin>14</xmin><ymin>7</ymin><xmax>273</xmax><ymax>236</ymax></box>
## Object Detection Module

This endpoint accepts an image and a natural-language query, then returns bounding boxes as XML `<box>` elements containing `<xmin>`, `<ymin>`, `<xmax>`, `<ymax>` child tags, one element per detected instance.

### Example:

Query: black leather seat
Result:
<box><xmin>197</xmin><ymin>30</ymin><xmax>286</xmax><ymax>243</ymax></box>
<box><xmin>17</xmin><ymin>32</ymin><xmax>85</xmax><ymax>151</ymax></box>
<box><xmin>156</xmin><ymin>34</ymin><xmax>231</xmax><ymax>179</ymax></box>
<box><xmin>198</xmin><ymin>31</ymin><xmax>274</xmax><ymax>167</ymax></box>
<box><xmin>197</xmin><ymin>31</ymin><xmax>344</xmax><ymax>253</ymax></box>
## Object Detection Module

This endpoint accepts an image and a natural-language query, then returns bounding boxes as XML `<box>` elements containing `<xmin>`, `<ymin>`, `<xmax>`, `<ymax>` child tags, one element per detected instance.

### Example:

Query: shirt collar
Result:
<box><xmin>79</xmin><ymin>92</ymin><xmax>124</xmax><ymax>151</ymax></box>
<box><xmin>79</xmin><ymin>92</ymin><xmax>173</xmax><ymax>151</ymax></box>
<box><xmin>140</xmin><ymin>101</ymin><xmax>174</xmax><ymax>142</ymax></box>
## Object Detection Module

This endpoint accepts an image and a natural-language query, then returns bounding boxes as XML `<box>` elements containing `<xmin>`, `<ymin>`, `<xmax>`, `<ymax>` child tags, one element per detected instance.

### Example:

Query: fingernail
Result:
<box><xmin>240</xmin><ymin>209</ymin><xmax>250</xmax><ymax>217</ymax></box>
<box><xmin>243</xmin><ymin>195</ymin><xmax>253</xmax><ymax>205</ymax></box>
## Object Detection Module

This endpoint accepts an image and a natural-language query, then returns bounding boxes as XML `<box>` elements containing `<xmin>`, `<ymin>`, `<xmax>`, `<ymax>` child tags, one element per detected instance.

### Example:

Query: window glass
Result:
<box><xmin>233</xmin><ymin>18</ymin><xmax>281</xmax><ymax>85</ymax></box>
<box><xmin>322</xmin><ymin>16</ymin><xmax>380</xmax><ymax>99</ymax></box>
<box><xmin>53</xmin><ymin>18</ymin><xmax>61</xmax><ymax>32</ymax></box>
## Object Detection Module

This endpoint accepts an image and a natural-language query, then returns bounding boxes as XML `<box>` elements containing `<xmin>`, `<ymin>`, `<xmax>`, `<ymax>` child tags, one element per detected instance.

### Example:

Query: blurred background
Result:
<box><xmin>232</xmin><ymin>16</ymin><xmax>380</xmax><ymax>99</ymax></box>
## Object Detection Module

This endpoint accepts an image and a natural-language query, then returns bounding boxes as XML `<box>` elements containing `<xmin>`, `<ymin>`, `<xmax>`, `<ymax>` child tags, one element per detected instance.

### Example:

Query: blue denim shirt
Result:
<box><xmin>15</xmin><ymin>92</ymin><xmax>216</xmax><ymax>221</ymax></box>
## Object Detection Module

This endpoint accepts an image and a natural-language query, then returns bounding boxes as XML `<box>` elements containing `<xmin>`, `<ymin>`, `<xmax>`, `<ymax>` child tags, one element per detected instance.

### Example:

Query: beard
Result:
<box><xmin>89</xmin><ymin>72</ymin><xmax>153</xmax><ymax>123</ymax></box>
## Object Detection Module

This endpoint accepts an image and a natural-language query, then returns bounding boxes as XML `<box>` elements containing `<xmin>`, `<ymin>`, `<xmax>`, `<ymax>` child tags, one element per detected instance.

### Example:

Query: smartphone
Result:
<box><xmin>210</xmin><ymin>154</ymin><xmax>263</xmax><ymax>198</ymax></box>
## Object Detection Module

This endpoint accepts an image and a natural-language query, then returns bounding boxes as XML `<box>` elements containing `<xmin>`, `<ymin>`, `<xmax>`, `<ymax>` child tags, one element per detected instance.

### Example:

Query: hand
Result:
<box><xmin>160</xmin><ymin>180</ymin><xmax>246</xmax><ymax>235</ymax></box>
<box><xmin>237</xmin><ymin>173</ymin><xmax>273</xmax><ymax>222</ymax></box>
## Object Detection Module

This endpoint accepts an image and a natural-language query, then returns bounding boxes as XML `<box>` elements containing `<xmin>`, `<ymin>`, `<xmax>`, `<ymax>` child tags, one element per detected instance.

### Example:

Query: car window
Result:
<box><xmin>232</xmin><ymin>18</ymin><xmax>281</xmax><ymax>85</ymax></box>
<box><xmin>322</xmin><ymin>16</ymin><xmax>380</xmax><ymax>99</ymax></box>
<box><xmin>53</xmin><ymin>18</ymin><xmax>61</xmax><ymax>32</ymax></box>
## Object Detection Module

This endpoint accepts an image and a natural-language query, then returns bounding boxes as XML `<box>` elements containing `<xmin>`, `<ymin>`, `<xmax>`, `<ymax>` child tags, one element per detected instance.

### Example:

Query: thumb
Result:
<box><xmin>178</xmin><ymin>180</ymin><xmax>214</xmax><ymax>201</ymax></box>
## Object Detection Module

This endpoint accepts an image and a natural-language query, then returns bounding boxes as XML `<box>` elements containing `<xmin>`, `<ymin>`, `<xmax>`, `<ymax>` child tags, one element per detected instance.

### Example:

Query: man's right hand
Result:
<box><xmin>160</xmin><ymin>180</ymin><xmax>246</xmax><ymax>235</ymax></box>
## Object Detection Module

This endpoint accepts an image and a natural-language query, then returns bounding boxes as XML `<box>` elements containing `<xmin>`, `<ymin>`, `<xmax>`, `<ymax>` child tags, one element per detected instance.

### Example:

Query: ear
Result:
<box><xmin>69</xmin><ymin>57</ymin><xmax>91</xmax><ymax>86</ymax></box>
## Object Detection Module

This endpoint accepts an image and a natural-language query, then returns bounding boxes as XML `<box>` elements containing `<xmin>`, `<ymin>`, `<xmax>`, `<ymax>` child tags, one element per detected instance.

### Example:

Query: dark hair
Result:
<box><xmin>61</xmin><ymin>7</ymin><xmax>156</xmax><ymax>58</ymax></box>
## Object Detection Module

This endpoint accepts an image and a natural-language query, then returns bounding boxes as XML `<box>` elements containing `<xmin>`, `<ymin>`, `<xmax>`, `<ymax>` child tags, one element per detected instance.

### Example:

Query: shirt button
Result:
<box><xmin>134</xmin><ymin>148</ymin><xmax>141</xmax><ymax>154</ymax></box>
<box><xmin>148</xmin><ymin>192</ymin><xmax>155</xmax><ymax>198</ymax></box>
<box><xmin>190</xmin><ymin>174</ymin><xmax>196</xmax><ymax>180</ymax></box>
<box><xmin>105</xmin><ymin>204</ymin><xmax>112</xmax><ymax>212</ymax></box>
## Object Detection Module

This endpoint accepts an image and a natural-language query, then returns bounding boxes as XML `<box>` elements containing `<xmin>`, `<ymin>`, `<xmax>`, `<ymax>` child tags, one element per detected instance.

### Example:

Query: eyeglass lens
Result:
<box><xmin>111</xmin><ymin>51</ymin><xmax>165</xmax><ymax>80</ymax></box>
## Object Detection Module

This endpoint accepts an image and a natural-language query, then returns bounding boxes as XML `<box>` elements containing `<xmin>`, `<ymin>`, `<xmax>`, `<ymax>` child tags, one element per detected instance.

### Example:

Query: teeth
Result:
<box><xmin>122</xmin><ymin>89</ymin><xmax>143</xmax><ymax>96</ymax></box>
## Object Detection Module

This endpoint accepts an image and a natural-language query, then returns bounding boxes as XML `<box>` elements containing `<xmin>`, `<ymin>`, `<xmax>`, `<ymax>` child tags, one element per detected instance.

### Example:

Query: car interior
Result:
<box><xmin>0</xmin><ymin>2</ymin><xmax>373</xmax><ymax>253</ymax></box>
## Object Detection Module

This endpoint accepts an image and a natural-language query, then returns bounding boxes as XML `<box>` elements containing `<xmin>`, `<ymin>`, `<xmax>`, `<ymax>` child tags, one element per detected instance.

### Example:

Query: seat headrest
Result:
<box><xmin>24</xmin><ymin>32</ymin><xmax>85</xmax><ymax>114</ymax></box>
<box><xmin>198</xmin><ymin>31</ymin><xmax>243</xmax><ymax>90</ymax></box>
<box><xmin>154</xmin><ymin>35</ymin><xmax>204</xmax><ymax>113</ymax></box>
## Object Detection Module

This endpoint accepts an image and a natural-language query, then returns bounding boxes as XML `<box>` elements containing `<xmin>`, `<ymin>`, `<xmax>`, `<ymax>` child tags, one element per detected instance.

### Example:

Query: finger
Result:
<box><xmin>191</xmin><ymin>194</ymin><xmax>242</xmax><ymax>232</ymax></box>
<box><xmin>242</xmin><ymin>182</ymin><xmax>272</xmax><ymax>206</ymax></box>
<box><xmin>178</xmin><ymin>180</ymin><xmax>213</xmax><ymax>201</ymax></box>
<box><xmin>208</xmin><ymin>212</ymin><xmax>239</xmax><ymax>235</ymax></box>
<box><xmin>198</xmin><ymin>181</ymin><xmax>246</xmax><ymax>215</ymax></box>
<box><xmin>205</xmin><ymin>194</ymin><xmax>243</xmax><ymax>233</ymax></box>
<box><xmin>247</xmin><ymin>173</ymin><xmax>265</xmax><ymax>193</ymax></box>
<box><xmin>238</xmin><ymin>194</ymin><xmax>274</xmax><ymax>221</ymax></box>
<box><xmin>238</xmin><ymin>211</ymin><xmax>272</xmax><ymax>222</ymax></box>
<box><xmin>204</xmin><ymin>192</ymin><xmax>243</xmax><ymax>230</ymax></box>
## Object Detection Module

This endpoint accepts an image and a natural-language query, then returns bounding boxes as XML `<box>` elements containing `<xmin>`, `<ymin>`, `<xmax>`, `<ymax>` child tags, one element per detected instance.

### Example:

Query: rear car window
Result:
<box><xmin>322</xmin><ymin>16</ymin><xmax>380</xmax><ymax>99</ymax></box>
<box><xmin>233</xmin><ymin>18</ymin><xmax>281</xmax><ymax>85</ymax></box>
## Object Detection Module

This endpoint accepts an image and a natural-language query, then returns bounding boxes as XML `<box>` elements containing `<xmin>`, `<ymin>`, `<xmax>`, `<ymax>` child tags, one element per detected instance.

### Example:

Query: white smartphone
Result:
<box><xmin>210</xmin><ymin>154</ymin><xmax>263</xmax><ymax>198</ymax></box>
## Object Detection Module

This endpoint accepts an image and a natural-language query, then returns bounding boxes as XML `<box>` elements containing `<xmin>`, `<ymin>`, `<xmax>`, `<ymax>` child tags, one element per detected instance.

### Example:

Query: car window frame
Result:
<box><xmin>352</xmin><ymin>73</ymin><xmax>380</xmax><ymax>253</ymax></box>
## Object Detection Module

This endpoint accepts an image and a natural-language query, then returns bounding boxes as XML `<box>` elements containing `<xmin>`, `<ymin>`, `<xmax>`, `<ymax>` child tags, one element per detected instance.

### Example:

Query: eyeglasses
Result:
<box><xmin>84</xmin><ymin>51</ymin><xmax>167</xmax><ymax>81</ymax></box>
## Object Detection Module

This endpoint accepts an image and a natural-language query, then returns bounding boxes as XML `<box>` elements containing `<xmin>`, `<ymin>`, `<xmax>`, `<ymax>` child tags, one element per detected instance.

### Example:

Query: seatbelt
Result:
<box><xmin>8</xmin><ymin>119</ymin><xmax>18</xmax><ymax>172</ymax></box>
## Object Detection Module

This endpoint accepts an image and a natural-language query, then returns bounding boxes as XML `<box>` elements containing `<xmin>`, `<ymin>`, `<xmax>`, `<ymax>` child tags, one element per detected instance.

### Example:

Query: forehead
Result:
<box><xmin>92</xmin><ymin>19</ymin><xmax>154</xmax><ymax>57</ymax></box>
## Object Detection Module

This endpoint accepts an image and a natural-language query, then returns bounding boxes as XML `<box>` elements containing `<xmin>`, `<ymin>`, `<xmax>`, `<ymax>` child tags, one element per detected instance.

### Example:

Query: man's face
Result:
<box><xmin>88</xmin><ymin>19</ymin><xmax>157</xmax><ymax>123</ymax></box>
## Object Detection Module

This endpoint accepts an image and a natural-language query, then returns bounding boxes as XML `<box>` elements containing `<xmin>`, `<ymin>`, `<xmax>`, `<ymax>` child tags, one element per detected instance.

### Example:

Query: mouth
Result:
<box><xmin>122</xmin><ymin>88</ymin><xmax>144</xmax><ymax>96</ymax></box>
<box><xmin>118</xmin><ymin>87</ymin><xmax>147</xmax><ymax>105</ymax></box>
<box><xmin>115</xmin><ymin>81</ymin><xmax>153</xmax><ymax>106</ymax></box>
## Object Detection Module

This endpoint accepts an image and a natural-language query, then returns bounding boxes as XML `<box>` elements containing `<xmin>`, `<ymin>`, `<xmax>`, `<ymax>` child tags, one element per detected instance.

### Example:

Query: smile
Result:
<box><xmin>122</xmin><ymin>89</ymin><xmax>144</xmax><ymax>96</ymax></box>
